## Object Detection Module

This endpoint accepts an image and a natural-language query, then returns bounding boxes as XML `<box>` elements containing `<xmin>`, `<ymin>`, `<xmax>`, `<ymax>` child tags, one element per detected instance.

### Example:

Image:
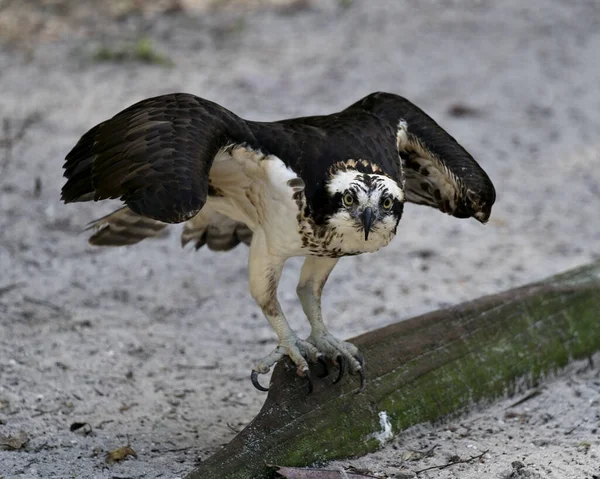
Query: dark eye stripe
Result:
<box><xmin>353</xmin><ymin>183</ymin><xmax>369</xmax><ymax>194</ymax></box>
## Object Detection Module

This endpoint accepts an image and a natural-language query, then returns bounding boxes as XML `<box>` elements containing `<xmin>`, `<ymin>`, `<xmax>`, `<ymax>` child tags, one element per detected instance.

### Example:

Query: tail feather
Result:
<box><xmin>85</xmin><ymin>205</ymin><xmax>252</xmax><ymax>251</ymax></box>
<box><xmin>86</xmin><ymin>207</ymin><xmax>167</xmax><ymax>246</ymax></box>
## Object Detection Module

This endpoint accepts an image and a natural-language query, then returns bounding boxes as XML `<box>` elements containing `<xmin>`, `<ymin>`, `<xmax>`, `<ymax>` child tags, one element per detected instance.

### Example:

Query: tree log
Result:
<box><xmin>186</xmin><ymin>261</ymin><xmax>600</xmax><ymax>479</ymax></box>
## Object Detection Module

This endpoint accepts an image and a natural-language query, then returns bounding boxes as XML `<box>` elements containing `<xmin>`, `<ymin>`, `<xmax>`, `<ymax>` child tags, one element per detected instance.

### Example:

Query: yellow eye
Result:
<box><xmin>343</xmin><ymin>193</ymin><xmax>354</xmax><ymax>207</ymax></box>
<box><xmin>382</xmin><ymin>197</ymin><xmax>393</xmax><ymax>210</ymax></box>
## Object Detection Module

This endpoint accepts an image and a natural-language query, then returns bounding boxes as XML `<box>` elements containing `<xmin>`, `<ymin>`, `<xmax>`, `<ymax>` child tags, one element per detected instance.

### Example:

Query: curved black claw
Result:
<box><xmin>305</xmin><ymin>369</ymin><xmax>314</xmax><ymax>394</ymax></box>
<box><xmin>358</xmin><ymin>368</ymin><xmax>366</xmax><ymax>392</ymax></box>
<box><xmin>317</xmin><ymin>356</ymin><xmax>329</xmax><ymax>378</ymax></box>
<box><xmin>355</xmin><ymin>352</ymin><xmax>365</xmax><ymax>368</ymax></box>
<box><xmin>333</xmin><ymin>355</ymin><xmax>346</xmax><ymax>384</ymax></box>
<box><xmin>250</xmin><ymin>371</ymin><xmax>269</xmax><ymax>392</ymax></box>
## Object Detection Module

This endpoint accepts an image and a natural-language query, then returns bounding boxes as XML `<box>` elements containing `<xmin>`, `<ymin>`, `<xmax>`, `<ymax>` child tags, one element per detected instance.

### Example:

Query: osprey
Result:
<box><xmin>61</xmin><ymin>92</ymin><xmax>495</xmax><ymax>392</ymax></box>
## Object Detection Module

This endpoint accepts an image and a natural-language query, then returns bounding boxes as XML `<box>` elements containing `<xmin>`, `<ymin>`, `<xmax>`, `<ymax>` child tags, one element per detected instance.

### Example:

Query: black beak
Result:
<box><xmin>362</xmin><ymin>207</ymin><xmax>373</xmax><ymax>241</ymax></box>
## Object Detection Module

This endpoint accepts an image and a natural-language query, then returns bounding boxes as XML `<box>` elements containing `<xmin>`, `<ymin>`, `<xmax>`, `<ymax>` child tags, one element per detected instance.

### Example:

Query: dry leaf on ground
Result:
<box><xmin>105</xmin><ymin>445</ymin><xmax>137</xmax><ymax>464</ymax></box>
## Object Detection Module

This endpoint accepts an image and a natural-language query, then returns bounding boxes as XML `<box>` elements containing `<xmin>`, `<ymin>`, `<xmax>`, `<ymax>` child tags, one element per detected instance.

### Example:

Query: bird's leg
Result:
<box><xmin>296</xmin><ymin>256</ymin><xmax>365</xmax><ymax>386</ymax></box>
<box><xmin>249</xmin><ymin>233</ymin><xmax>322</xmax><ymax>391</ymax></box>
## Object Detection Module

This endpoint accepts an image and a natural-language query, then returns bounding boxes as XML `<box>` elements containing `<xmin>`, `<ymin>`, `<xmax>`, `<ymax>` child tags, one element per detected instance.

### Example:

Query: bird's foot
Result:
<box><xmin>307</xmin><ymin>332</ymin><xmax>365</xmax><ymax>389</ymax></box>
<box><xmin>251</xmin><ymin>335</ymin><xmax>327</xmax><ymax>393</ymax></box>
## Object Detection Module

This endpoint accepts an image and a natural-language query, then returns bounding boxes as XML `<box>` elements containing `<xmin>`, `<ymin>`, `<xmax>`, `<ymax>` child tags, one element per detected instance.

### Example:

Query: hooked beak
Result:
<box><xmin>362</xmin><ymin>207</ymin><xmax>373</xmax><ymax>241</ymax></box>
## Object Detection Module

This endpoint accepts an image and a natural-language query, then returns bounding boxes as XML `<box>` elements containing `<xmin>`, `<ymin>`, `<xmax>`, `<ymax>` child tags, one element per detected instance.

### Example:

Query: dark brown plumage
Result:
<box><xmin>63</xmin><ymin>94</ymin><xmax>253</xmax><ymax>223</ymax></box>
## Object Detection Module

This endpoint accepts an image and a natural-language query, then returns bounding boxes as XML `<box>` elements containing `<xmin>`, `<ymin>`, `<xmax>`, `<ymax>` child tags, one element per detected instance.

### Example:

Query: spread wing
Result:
<box><xmin>61</xmin><ymin>93</ymin><xmax>254</xmax><ymax>224</ymax></box>
<box><xmin>347</xmin><ymin>92</ymin><xmax>496</xmax><ymax>223</ymax></box>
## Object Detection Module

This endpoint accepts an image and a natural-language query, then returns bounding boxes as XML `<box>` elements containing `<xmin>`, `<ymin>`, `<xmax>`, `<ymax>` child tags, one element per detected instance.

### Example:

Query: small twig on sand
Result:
<box><xmin>31</xmin><ymin>405</ymin><xmax>62</xmax><ymax>418</ymax></box>
<box><xmin>415</xmin><ymin>449</ymin><xmax>489</xmax><ymax>475</ymax></box>
<box><xmin>159</xmin><ymin>446</ymin><xmax>194</xmax><ymax>453</ymax></box>
<box><xmin>565</xmin><ymin>419</ymin><xmax>585</xmax><ymax>435</ymax></box>
<box><xmin>0</xmin><ymin>282</ymin><xmax>25</xmax><ymax>298</ymax></box>
<box><xmin>0</xmin><ymin>112</ymin><xmax>41</xmax><ymax>175</ymax></box>
<box><xmin>226</xmin><ymin>422</ymin><xmax>241</xmax><ymax>433</ymax></box>
<box><xmin>406</xmin><ymin>443</ymin><xmax>439</xmax><ymax>459</ymax></box>
<box><xmin>23</xmin><ymin>295</ymin><xmax>65</xmax><ymax>313</ymax></box>
<box><xmin>508</xmin><ymin>389</ymin><xmax>543</xmax><ymax>408</ymax></box>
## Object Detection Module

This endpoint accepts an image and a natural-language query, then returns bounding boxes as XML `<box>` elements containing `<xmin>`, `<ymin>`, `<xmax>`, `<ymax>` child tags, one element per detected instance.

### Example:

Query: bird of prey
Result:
<box><xmin>61</xmin><ymin>91</ymin><xmax>495</xmax><ymax>392</ymax></box>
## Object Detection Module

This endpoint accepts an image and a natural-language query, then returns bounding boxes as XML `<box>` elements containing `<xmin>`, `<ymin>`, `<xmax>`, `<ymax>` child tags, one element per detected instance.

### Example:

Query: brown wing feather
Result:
<box><xmin>62</xmin><ymin>93</ymin><xmax>254</xmax><ymax>224</ymax></box>
<box><xmin>347</xmin><ymin>92</ymin><xmax>496</xmax><ymax>223</ymax></box>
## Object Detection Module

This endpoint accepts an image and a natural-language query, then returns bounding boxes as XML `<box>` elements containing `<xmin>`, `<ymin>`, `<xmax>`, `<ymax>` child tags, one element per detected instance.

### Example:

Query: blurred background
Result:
<box><xmin>0</xmin><ymin>1</ymin><xmax>599</xmax><ymax>477</ymax></box>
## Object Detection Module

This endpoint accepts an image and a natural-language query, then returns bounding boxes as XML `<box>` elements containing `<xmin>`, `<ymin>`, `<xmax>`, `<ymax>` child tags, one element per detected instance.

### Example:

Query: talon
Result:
<box><xmin>358</xmin><ymin>368</ymin><xmax>366</xmax><ymax>392</ymax></box>
<box><xmin>317</xmin><ymin>356</ymin><xmax>329</xmax><ymax>378</ymax></box>
<box><xmin>355</xmin><ymin>352</ymin><xmax>365</xmax><ymax>368</ymax></box>
<box><xmin>250</xmin><ymin>371</ymin><xmax>269</xmax><ymax>392</ymax></box>
<box><xmin>305</xmin><ymin>369</ymin><xmax>314</xmax><ymax>394</ymax></box>
<box><xmin>333</xmin><ymin>355</ymin><xmax>346</xmax><ymax>384</ymax></box>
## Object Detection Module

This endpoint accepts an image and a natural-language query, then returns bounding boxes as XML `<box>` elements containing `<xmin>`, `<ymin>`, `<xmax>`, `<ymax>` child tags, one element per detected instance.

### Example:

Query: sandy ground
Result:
<box><xmin>0</xmin><ymin>0</ymin><xmax>599</xmax><ymax>477</ymax></box>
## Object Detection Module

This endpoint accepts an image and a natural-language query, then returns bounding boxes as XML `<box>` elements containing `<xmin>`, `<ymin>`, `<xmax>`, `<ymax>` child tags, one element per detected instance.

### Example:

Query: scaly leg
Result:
<box><xmin>297</xmin><ymin>256</ymin><xmax>365</xmax><ymax>387</ymax></box>
<box><xmin>248</xmin><ymin>232</ymin><xmax>323</xmax><ymax>392</ymax></box>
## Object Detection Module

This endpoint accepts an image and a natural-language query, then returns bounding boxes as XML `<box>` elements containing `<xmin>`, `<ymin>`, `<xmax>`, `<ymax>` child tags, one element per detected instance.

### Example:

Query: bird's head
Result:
<box><xmin>323</xmin><ymin>160</ymin><xmax>405</xmax><ymax>253</ymax></box>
